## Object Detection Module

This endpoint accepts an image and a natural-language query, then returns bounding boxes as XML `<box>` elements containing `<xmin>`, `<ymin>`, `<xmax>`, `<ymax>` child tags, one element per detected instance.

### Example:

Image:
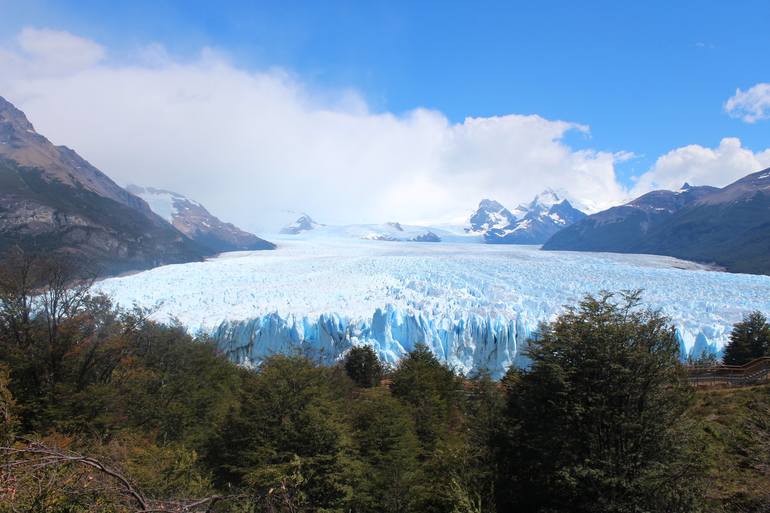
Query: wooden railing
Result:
<box><xmin>686</xmin><ymin>356</ymin><xmax>770</xmax><ymax>387</ymax></box>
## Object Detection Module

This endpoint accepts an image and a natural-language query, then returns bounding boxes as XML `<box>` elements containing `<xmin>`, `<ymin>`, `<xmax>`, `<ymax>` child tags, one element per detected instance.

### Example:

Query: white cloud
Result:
<box><xmin>0</xmin><ymin>27</ymin><xmax>106</xmax><ymax>77</ymax></box>
<box><xmin>725</xmin><ymin>83</ymin><xmax>770</xmax><ymax>123</ymax></box>
<box><xmin>632</xmin><ymin>137</ymin><xmax>770</xmax><ymax>196</ymax></box>
<box><xmin>0</xmin><ymin>27</ymin><xmax>634</xmax><ymax>232</ymax></box>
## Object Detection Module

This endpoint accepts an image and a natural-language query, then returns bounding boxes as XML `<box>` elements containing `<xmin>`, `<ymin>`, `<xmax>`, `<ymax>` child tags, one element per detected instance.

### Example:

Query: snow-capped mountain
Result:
<box><xmin>279</xmin><ymin>214</ymin><xmax>449</xmax><ymax>242</ymax></box>
<box><xmin>354</xmin><ymin>221</ymin><xmax>444</xmax><ymax>242</ymax></box>
<box><xmin>127</xmin><ymin>185</ymin><xmax>275</xmax><ymax>252</ymax></box>
<box><xmin>469</xmin><ymin>190</ymin><xmax>586</xmax><ymax>244</ymax></box>
<box><xmin>280</xmin><ymin>214</ymin><xmax>322</xmax><ymax>235</ymax></box>
<box><xmin>468</xmin><ymin>199</ymin><xmax>518</xmax><ymax>233</ymax></box>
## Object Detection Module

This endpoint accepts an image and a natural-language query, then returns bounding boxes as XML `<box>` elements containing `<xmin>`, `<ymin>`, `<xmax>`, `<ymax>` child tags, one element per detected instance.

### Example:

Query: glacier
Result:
<box><xmin>95</xmin><ymin>238</ymin><xmax>770</xmax><ymax>377</ymax></box>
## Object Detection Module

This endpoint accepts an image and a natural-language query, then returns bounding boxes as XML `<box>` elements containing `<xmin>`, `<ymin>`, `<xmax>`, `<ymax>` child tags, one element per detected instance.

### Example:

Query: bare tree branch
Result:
<box><xmin>1</xmin><ymin>440</ymin><xmax>251</xmax><ymax>513</ymax></box>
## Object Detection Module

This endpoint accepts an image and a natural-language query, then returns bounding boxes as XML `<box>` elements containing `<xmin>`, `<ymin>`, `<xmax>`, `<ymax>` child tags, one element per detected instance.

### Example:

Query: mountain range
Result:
<box><xmin>0</xmin><ymin>96</ymin><xmax>273</xmax><ymax>275</ymax></box>
<box><xmin>468</xmin><ymin>190</ymin><xmax>587</xmax><ymax>244</ymax></box>
<box><xmin>3</xmin><ymin>95</ymin><xmax>769</xmax><ymax>276</ymax></box>
<box><xmin>543</xmin><ymin>171</ymin><xmax>770</xmax><ymax>274</ymax></box>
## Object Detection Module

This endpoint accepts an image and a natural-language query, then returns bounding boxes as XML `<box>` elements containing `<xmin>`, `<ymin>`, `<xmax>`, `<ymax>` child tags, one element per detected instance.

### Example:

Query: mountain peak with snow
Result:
<box><xmin>528</xmin><ymin>188</ymin><xmax>562</xmax><ymax>209</ymax></box>
<box><xmin>280</xmin><ymin>214</ymin><xmax>322</xmax><ymax>235</ymax></box>
<box><xmin>468</xmin><ymin>199</ymin><xmax>517</xmax><ymax>233</ymax></box>
<box><xmin>469</xmin><ymin>190</ymin><xmax>586</xmax><ymax>245</ymax></box>
<box><xmin>127</xmin><ymin>185</ymin><xmax>275</xmax><ymax>252</ymax></box>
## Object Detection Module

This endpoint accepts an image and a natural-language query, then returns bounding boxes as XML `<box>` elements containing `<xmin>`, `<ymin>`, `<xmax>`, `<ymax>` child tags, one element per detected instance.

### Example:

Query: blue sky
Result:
<box><xmin>1</xmin><ymin>1</ymin><xmax>769</xmax><ymax>228</ymax></box>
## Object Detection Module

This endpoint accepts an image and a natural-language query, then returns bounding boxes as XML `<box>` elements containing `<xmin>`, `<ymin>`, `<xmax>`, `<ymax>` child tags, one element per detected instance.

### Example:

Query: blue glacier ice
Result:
<box><xmin>213</xmin><ymin>306</ymin><xmax>534</xmax><ymax>377</ymax></box>
<box><xmin>96</xmin><ymin>239</ymin><xmax>770</xmax><ymax>377</ymax></box>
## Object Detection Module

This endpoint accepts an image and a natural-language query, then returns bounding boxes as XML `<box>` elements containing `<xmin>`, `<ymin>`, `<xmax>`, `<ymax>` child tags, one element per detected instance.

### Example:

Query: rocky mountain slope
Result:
<box><xmin>0</xmin><ymin>96</ymin><xmax>204</xmax><ymax>274</ymax></box>
<box><xmin>544</xmin><ymin>170</ymin><xmax>770</xmax><ymax>274</ymax></box>
<box><xmin>127</xmin><ymin>186</ymin><xmax>274</xmax><ymax>253</ymax></box>
<box><xmin>468</xmin><ymin>190</ymin><xmax>586</xmax><ymax>244</ymax></box>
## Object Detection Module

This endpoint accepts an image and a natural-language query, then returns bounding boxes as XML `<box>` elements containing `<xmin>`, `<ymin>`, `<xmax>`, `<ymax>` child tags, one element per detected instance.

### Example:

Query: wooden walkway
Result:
<box><xmin>687</xmin><ymin>356</ymin><xmax>770</xmax><ymax>387</ymax></box>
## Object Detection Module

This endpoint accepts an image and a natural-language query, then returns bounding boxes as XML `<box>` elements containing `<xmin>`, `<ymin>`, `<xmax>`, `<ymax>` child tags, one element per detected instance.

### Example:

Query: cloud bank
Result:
<box><xmin>631</xmin><ymin>138</ymin><xmax>770</xmax><ymax>195</ymax></box>
<box><xmin>1</xmin><ymin>28</ymin><xmax>769</xmax><ymax>232</ymax></box>
<box><xmin>725</xmin><ymin>83</ymin><xmax>770</xmax><ymax>123</ymax></box>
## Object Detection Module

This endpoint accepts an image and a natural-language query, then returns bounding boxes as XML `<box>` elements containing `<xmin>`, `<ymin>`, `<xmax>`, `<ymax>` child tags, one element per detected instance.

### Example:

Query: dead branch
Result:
<box><xmin>0</xmin><ymin>440</ymin><xmax>248</xmax><ymax>512</ymax></box>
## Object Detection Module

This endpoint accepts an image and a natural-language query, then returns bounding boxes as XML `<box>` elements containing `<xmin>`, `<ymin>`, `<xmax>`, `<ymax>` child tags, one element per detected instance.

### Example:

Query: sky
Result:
<box><xmin>1</xmin><ymin>0</ymin><xmax>769</xmax><ymax>232</ymax></box>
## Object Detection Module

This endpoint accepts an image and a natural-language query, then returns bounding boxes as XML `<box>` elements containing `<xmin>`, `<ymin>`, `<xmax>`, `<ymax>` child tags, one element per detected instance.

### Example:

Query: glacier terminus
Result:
<box><xmin>96</xmin><ymin>238</ymin><xmax>770</xmax><ymax>377</ymax></box>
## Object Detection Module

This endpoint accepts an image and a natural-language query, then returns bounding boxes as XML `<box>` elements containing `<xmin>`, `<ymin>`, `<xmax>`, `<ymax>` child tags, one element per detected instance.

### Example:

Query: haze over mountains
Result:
<box><xmin>0</xmin><ymin>96</ymin><xmax>273</xmax><ymax>275</ymax></box>
<box><xmin>279</xmin><ymin>214</ymin><xmax>448</xmax><ymax>242</ymax></box>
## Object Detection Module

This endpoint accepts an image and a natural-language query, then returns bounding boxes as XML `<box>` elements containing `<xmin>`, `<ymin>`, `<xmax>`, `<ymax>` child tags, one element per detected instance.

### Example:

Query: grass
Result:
<box><xmin>691</xmin><ymin>384</ymin><xmax>770</xmax><ymax>512</ymax></box>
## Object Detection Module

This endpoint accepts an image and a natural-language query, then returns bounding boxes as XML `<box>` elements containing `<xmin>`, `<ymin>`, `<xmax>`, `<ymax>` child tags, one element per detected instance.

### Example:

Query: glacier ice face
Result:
<box><xmin>213</xmin><ymin>306</ymin><xmax>533</xmax><ymax>377</ymax></box>
<box><xmin>95</xmin><ymin>239</ymin><xmax>770</xmax><ymax>377</ymax></box>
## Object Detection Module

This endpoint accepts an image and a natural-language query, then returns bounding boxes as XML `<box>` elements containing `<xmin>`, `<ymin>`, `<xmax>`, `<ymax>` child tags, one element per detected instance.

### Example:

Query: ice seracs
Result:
<box><xmin>95</xmin><ymin>238</ymin><xmax>770</xmax><ymax>378</ymax></box>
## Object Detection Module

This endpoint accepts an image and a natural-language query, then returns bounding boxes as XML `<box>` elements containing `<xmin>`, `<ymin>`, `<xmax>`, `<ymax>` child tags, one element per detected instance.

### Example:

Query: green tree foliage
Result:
<box><xmin>344</xmin><ymin>345</ymin><xmax>384</xmax><ymax>388</ymax></box>
<box><xmin>0</xmin><ymin>364</ymin><xmax>15</xmax><ymax>444</ymax></box>
<box><xmin>390</xmin><ymin>344</ymin><xmax>462</xmax><ymax>453</ymax></box>
<box><xmin>496</xmin><ymin>291</ymin><xmax>705</xmax><ymax>513</ymax></box>
<box><xmin>723</xmin><ymin>311</ymin><xmax>770</xmax><ymax>365</ymax></box>
<box><xmin>347</xmin><ymin>387</ymin><xmax>419</xmax><ymax>513</ymax></box>
<box><xmin>207</xmin><ymin>356</ymin><xmax>353</xmax><ymax>511</ymax></box>
<box><xmin>458</xmin><ymin>372</ymin><xmax>506</xmax><ymax>512</ymax></box>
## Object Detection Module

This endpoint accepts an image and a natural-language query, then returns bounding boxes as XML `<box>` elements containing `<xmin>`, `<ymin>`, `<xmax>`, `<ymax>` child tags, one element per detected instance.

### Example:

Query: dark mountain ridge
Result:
<box><xmin>544</xmin><ymin>169</ymin><xmax>770</xmax><ymax>274</ymax></box>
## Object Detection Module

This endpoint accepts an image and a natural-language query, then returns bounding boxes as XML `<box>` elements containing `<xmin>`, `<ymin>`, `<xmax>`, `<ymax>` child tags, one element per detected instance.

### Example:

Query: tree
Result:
<box><xmin>496</xmin><ymin>291</ymin><xmax>704</xmax><ymax>513</ymax></box>
<box><xmin>206</xmin><ymin>356</ymin><xmax>351</xmax><ymax>511</ymax></box>
<box><xmin>344</xmin><ymin>345</ymin><xmax>384</xmax><ymax>388</ymax></box>
<box><xmin>456</xmin><ymin>372</ymin><xmax>506</xmax><ymax>513</ymax></box>
<box><xmin>723</xmin><ymin>311</ymin><xmax>770</xmax><ymax>365</ymax></box>
<box><xmin>0</xmin><ymin>365</ymin><xmax>15</xmax><ymax>444</ymax></box>
<box><xmin>0</xmin><ymin>248</ymin><xmax>37</xmax><ymax>348</ymax></box>
<box><xmin>348</xmin><ymin>387</ymin><xmax>419</xmax><ymax>513</ymax></box>
<box><xmin>0</xmin><ymin>252</ymin><xmax>95</xmax><ymax>432</ymax></box>
<box><xmin>390</xmin><ymin>344</ymin><xmax>461</xmax><ymax>453</ymax></box>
